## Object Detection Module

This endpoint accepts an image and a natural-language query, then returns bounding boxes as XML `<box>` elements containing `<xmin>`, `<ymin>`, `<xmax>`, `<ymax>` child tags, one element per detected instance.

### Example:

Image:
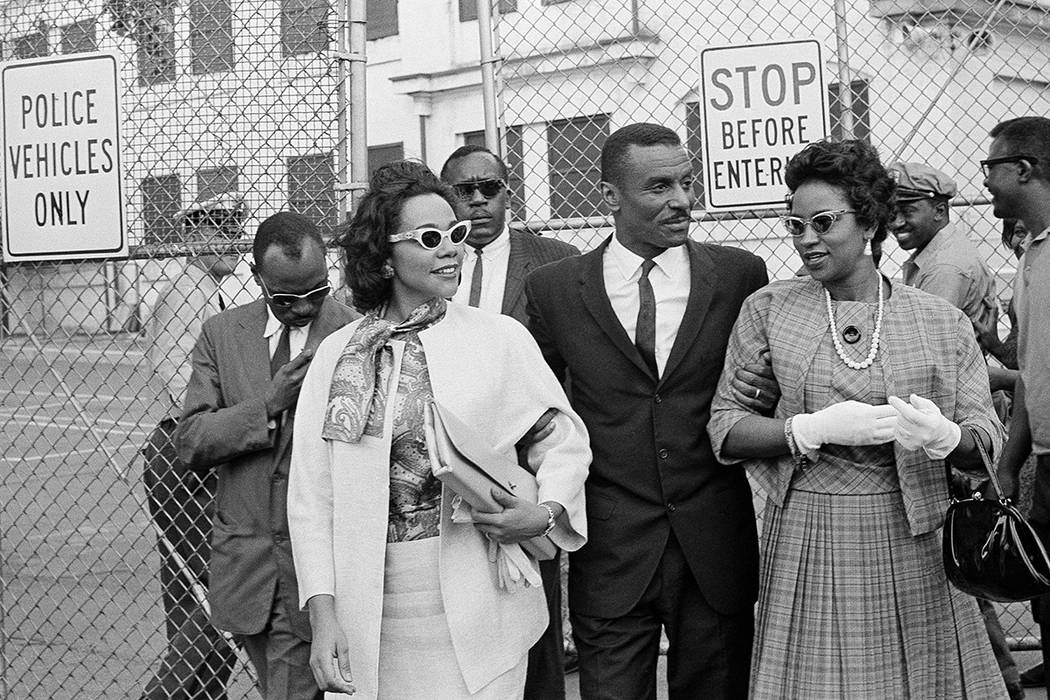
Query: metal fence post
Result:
<box><xmin>475</xmin><ymin>0</ymin><xmax>501</xmax><ymax>155</ymax></box>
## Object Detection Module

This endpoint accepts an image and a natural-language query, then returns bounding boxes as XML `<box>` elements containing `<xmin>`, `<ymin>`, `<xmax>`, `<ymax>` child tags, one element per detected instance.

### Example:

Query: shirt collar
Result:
<box><xmin>606</xmin><ymin>234</ymin><xmax>689</xmax><ymax>280</ymax></box>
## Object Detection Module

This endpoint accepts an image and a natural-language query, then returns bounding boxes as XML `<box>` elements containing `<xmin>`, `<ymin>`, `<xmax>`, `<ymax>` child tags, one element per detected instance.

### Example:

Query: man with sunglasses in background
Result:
<box><xmin>175</xmin><ymin>212</ymin><xmax>358</xmax><ymax>699</ymax></box>
<box><xmin>441</xmin><ymin>144</ymin><xmax>580</xmax><ymax>324</ymax></box>
<box><xmin>889</xmin><ymin>162</ymin><xmax>1000</xmax><ymax>352</ymax></box>
<box><xmin>440</xmin><ymin>144</ymin><xmax>580</xmax><ymax>700</ymax></box>
<box><xmin>988</xmin><ymin>116</ymin><xmax>1050</xmax><ymax>695</ymax></box>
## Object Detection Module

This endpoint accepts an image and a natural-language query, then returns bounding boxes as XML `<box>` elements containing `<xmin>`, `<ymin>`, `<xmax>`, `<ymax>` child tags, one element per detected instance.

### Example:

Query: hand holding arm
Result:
<box><xmin>306</xmin><ymin>594</ymin><xmax>355</xmax><ymax>694</ymax></box>
<box><xmin>887</xmin><ymin>394</ymin><xmax>961</xmax><ymax>459</ymax></box>
<box><xmin>729</xmin><ymin>350</ymin><xmax>780</xmax><ymax>414</ymax></box>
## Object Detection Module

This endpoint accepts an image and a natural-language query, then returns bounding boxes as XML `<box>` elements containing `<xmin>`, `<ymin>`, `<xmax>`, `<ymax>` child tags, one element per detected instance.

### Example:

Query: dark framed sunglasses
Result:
<box><xmin>780</xmin><ymin>209</ymin><xmax>856</xmax><ymax>238</ymax></box>
<box><xmin>452</xmin><ymin>178</ymin><xmax>506</xmax><ymax>200</ymax></box>
<box><xmin>980</xmin><ymin>154</ymin><xmax>1040</xmax><ymax>177</ymax></box>
<box><xmin>388</xmin><ymin>220</ymin><xmax>472</xmax><ymax>249</ymax></box>
<box><xmin>258</xmin><ymin>276</ymin><xmax>331</xmax><ymax>308</ymax></box>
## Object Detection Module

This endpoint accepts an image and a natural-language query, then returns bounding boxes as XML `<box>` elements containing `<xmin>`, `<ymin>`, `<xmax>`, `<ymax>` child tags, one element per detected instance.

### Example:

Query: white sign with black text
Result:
<box><xmin>2</xmin><ymin>52</ymin><xmax>126</xmax><ymax>261</ymax></box>
<box><xmin>699</xmin><ymin>40</ymin><xmax>827</xmax><ymax>212</ymax></box>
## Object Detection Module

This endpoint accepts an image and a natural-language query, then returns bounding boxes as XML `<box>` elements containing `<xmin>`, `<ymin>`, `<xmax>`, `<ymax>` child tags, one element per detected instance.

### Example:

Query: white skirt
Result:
<box><xmin>377</xmin><ymin>537</ymin><xmax>527</xmax><ymax>700</ymax></box>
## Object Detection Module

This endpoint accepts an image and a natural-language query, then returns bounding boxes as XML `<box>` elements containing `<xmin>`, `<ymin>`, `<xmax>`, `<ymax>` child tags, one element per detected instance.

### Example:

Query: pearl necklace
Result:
<box><xmin>825</xmin><ymin>275</ymin><xmax>884</xmax><ymax>370</ymax></box>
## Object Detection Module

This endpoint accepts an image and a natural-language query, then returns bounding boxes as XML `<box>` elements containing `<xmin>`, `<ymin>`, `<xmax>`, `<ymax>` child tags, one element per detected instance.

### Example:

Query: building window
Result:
<box><xmin>197</xmin><ymin>166</ymin><xmax>239</xmax><ymax>201</ymax></box>
<box><xmin>459</xmin><ymin>0</ymin><xmax>516</xmax><ymax>23</ymax></box>
<box><xmin>287</xmin><ymin>154</ymin><xmax>336</xmax><ymax>233</ymax></box>
<box><xmin>828</xmin><ymin>79</ymin><xmax>871</xmax><ymax>143</ymax></box>
<box><xmin>12</xmin><ymin>27</ymin><xmax>48</xmax><ymax>58</ymax></box>
<box><xmin>684</xmin><ymin>102</ymin><xmax>707</xmax><ymax>210</ymax></box>
<box><xmin>367</xmin><ymin>0</ymin><xmax>398</xmax><ymax>40</ymax></box>
<box><xmin>137</xmin><ymin>11</ymin><xmax>176</xmax><ymax>86</ymax></box>
<box><xmin>142</xmin><ymin>174</ymin><xmax>182</xmax><ymax>244</ymax></box>
<box><xmin>60</xmin><ymin>20</ymin><xmax>96</xmax><ymax>54</ymax></box>
<box><xmin>367</xmin><ymin>143</ymin><xmax>405</xmax><ymax>177</ymax></box>
<box><xmin>190</xmin><ymin>0</ymin><xmax>234</xmax><ymax>74</ymax></box>
<box><xmin>462</xmin><ymin>129</ymin><xmax>487</xmax><ymax>148</ymax></box>
<box><xmin>282</xmin><ymin>0</ymin><xmax>329</xmax><ymax>56</ymax></box>
<box><xmin>547</xmin><ymin>114</ymin><xmax>609</xmax><ymax>220</ymax></box>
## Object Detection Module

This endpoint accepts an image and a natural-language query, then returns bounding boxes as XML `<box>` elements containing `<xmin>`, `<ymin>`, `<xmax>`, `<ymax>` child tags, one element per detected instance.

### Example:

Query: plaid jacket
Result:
<box><xmin>708</xmin><ymin>276</ymin><xmax>1004</xmax><ymax>536</ymax></box>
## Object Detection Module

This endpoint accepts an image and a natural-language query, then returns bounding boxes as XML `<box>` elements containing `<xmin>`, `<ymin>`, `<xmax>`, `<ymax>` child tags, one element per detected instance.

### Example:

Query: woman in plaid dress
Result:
<box><xmin>707</xmin><ymin>140</ymin><xmax>1007</xmax><ymax>698</ymax></box>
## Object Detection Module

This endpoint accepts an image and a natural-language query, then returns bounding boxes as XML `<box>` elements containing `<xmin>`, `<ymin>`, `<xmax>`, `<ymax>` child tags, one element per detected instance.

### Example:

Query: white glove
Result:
<box><xmin>887</xmin><ymin>394</ymin><xmax>961</xmax><ymax>459</ymax></box>
<box><xmin>792</xmin><ymin>400</ymin><xmax>898</xmax><ymax>458</ymax></box>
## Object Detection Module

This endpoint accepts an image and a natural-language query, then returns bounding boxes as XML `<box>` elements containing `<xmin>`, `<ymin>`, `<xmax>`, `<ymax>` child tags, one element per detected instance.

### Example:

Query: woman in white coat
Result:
<box><xmin>288</xmin><ymin>160</ymin><xmax>590</xmax><ymax>699</ymax></box>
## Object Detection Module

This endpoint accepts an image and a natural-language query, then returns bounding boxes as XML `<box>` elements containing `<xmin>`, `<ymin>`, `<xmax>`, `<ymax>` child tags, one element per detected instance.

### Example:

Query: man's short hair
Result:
<box><xmin>440</xmin><ymin>144</ymin><xmax>509</xmax><ymax>182</ymax></box>
<box><xmin>252</xmin><ymin>212</ymin><xmax>324</xmax><ymax>267</ymax></box>
<box><xmin>600</xmin><ymin>123</ymin><xmax>682</xmax><ymax>186</ymax></box>
<box><xmin>989</xmin><ymin>116</ymin><xmax>1050</xmax><ymax>181</ymax></box>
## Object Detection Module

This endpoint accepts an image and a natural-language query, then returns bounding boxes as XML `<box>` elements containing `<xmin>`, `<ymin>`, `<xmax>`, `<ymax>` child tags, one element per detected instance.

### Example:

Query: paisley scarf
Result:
<box><xmin>321</xmin><ymin>297</ymin><xmax>446</xmax><ymax>443</ymax></box>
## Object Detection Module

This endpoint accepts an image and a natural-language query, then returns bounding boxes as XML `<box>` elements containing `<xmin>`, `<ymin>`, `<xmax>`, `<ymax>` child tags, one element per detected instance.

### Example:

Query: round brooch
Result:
<box><xmin>842</xmin><ymin>325</ymin><xmax>862</xmax><ymax>344</ymax></box>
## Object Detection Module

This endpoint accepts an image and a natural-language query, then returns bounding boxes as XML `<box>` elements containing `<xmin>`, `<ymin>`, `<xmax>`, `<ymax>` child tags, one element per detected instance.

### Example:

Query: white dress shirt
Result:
<box><xmin>603</xmin><ymin>235</ymin><xmax>691</xmax><ymax>376</ymax></box>
<box><xmin>451</xmin><ymin>225</ymin><xmax>511</xmax><ymax>312</ymax></box>
<box><xmin>264</xmin><ymin>306</ymin><xmax>312</xmax><ymax>360</ymax></box>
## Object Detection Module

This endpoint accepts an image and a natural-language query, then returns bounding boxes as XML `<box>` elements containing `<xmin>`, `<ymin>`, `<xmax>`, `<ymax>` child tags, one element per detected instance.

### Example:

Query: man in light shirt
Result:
<box><xmin>889</xmin><ymin>161</ymin><xmax>999</xmax><ymax>352</ymax></box>
<box><xmin>141</xmin><ymin>196</ymin><xmax>243</xmax><ymax>700</ymax></box>
<box><xmin>988</xmin><ymin>116</ymin><xmax>1050</xmax><ymax>695</ymax></box>
<box><xmin>525</xmin><ymin>122</ymin><xmax>773</xmax><ymax>699</ymax></box>
<box><xmin>441</xmin><ymin>144</ymin><xmax>579</xmax><ymax>700</ymax></box>
<box><xmin>175</xmin><ymin>212</ymin><xmax>358</xmax><ymax>699</ymax></box>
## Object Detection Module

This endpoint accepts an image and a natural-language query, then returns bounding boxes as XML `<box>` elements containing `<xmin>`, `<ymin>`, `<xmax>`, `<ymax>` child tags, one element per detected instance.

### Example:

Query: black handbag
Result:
<box><xmin>942</xmin><ymin>429</ymin><xmax>1050</xmax><ymax>602</ymax></box>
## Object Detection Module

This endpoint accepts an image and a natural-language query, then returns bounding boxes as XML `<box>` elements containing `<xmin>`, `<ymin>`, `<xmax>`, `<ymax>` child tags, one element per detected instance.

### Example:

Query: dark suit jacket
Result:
<box><xmin>174</xmin><ymin>297</ymin><xmax>358</xmax><ymax>639</ymax></box>
<box><xmin>501</xmin><ymin>229</ymin><xmax>580</xmax><ymax>325</ymax></box>
<box><xmin>525</xmin><ymin>238</ymin><xmax>767</xmax><ymax>618</ymax></box>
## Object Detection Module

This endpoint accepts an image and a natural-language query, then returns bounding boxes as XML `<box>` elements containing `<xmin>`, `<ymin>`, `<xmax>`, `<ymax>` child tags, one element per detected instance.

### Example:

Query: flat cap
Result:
<box><xmin>888</xmin><ymin>162</ymin><xmax>957</xmax><ymax>201</ymax></box>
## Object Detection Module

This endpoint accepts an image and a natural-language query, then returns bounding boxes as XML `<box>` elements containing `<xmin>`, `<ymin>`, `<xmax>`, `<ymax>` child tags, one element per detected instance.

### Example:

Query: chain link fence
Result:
<box><xmin>1</xmin><ymin>0</ymin><xmax>1048</xmax><ymax>697</ymax></box>
<box><xmin>0</xmin><ymin>0</ymin><xmax>347</xmax><ymax>695</ymax></box>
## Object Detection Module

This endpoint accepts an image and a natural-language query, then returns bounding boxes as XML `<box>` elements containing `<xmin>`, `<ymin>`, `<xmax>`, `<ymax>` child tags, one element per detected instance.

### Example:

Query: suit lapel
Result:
<box><xmin>238</xmin><ymin>300</ymin><xmax>273</xmax><ymax>389</ymax></box>
<box><xmin>578</xmin><ymin>239</ymin><xmax>654</xmax><ymax>378</ymax></box>
<box><xmin>661</xmin><ymin>240</ymin><xmax>715</xmax><ymax>382</ymax></box>
<box><xmin>501</xmin><ymin>230</ymin><xmax>530</xmax><ymax>316</ymax></box>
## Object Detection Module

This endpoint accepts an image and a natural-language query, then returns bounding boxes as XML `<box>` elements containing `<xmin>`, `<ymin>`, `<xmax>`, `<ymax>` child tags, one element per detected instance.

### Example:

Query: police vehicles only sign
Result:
<box><xmin>2</xmin><ymin>52</ymin><xmax>127</xmax><ymax>261</ymax></box>
<box><xmin>699</xmin><ymin>40</ymin><xmax>828</xmax><ymax>212</ymax></box>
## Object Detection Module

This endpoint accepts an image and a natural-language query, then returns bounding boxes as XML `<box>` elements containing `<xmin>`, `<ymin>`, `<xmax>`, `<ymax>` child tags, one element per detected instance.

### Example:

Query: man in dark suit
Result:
<box><xmin>526</xmin><ymin>123</ymin><xmax>771</xmax><ymax>699</ymax></box>
<box><xmin>441</xmin><ymin>144</ymin><xmax>580</xmax><ymax>699</ymax></box>
<box><xmin>175</xmin><ymin>212</ymin><xmax>359</xmax><ymax>700</ymax></box>
<box><xmin>441</xmin><ymin>144</ymin><xmax>580</xmax><ymax>323</ymax></box>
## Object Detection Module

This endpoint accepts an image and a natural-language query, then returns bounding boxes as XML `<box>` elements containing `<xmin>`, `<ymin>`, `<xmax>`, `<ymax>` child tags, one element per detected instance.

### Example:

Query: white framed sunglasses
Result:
<box><xmin>780</xmin><ymin>209</ymin><xmax>856</xmax><ymax>238</ymax></box>
<box><xmin>258</xmin><ymin>276</ymin><xmax>331</xmax><ymax>308</ymax></box>
<box><xmin>388</xmin><ymin>220</ymin><xmax>472</xmax><ymax>249</ymax></box>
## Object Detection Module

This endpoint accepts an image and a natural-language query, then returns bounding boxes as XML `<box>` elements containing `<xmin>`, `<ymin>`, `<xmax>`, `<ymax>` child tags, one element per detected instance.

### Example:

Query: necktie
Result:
<box><xmin>636</xmin><ymin>259</ymin><xmax>658</xmax><ymax>376</ymax></box>
<box><xmin>270</xmin><ymin>325</ymin><xmax>290</xmax><ymax>378</ymax></box>
<box><xmin>467</xmin><ymin>247</ymin><xmax>484</xmax><ymax>307</ymax></box>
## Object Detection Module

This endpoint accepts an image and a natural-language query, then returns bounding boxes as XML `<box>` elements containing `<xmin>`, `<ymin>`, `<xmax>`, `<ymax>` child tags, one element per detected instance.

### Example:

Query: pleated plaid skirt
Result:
<box><xmin>751</xmin><ymin>456</ymin><xmax>1008</xmax><ymax>699</ymax></box>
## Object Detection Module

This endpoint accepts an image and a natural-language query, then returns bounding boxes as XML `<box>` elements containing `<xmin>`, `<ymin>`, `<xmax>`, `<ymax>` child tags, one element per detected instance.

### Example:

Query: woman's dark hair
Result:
<box><xmin>783</xmin><ymin>140</ymin><xmax>897</xmax><ymax>256</ymax></box>
<box><xmin>337</xmin><ymin>160</ymin><xmax>457</xmax><ymax>311</ymax></box>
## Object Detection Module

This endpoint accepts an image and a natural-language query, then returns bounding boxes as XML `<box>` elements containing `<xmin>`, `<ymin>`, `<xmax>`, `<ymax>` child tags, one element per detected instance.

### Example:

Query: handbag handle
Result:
<box><xmin>945</xmin><ymin>425</ymin><xmax>1006</xmax><ymax>502</ymax></box>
